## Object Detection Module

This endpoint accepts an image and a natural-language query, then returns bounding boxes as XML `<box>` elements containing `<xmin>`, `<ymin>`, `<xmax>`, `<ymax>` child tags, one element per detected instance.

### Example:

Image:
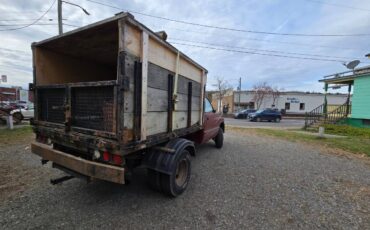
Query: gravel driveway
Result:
<box><xmin>0</xmin><ymin>130</ymin><xmax>369</xmax><ymax>229</ymax></box>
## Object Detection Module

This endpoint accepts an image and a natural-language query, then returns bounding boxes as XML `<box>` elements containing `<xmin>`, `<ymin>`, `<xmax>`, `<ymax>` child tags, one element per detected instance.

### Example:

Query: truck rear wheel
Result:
<box><xmin>12</xmin><ymin>112</ymin><xmax>23</xmax><ymax>124</ymax></box>
<box><xmin>214</xmin><ymin>128</ymin><xmax>224</xmax><ymax>149</ymax></box>
<box><xmin>160</xmin><ymin>149</ymin><xmax>191</xmax><ymax>197</ymax></box>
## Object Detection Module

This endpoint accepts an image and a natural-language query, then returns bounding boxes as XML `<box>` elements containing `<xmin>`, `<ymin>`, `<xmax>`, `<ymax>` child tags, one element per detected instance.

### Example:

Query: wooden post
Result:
<box><xmin>199</xmin><ymin>70</ymin><xmax>206</xmax><ymax>125</ymax></box>
<box><xmin>140</xmin><ymin>31</ymin><xmax>148</xmax><ymax>141</ymax></box>
<box><xmin>346</xmin><ymin>84</ymin><xmax>351</xmax><ymax>116</ymax></box>
<box><xmin>6</xmin><ymin>115</ymin><xmax>13</xmax><ymax>130</ymax></box>
<box><xmin>172</xmin><ymin>51</ymin><xmax>180</xmax><ymax>129</ymax></box>
<box><xmin>323</xmin><ymin>83</ymin><xmax>328</xmax><ymax>121</ymax></box>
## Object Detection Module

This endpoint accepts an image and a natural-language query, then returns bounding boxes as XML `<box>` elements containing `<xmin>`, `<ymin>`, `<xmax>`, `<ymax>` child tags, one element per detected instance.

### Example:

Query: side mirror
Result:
<box><xmin>29</xmin><ymin>83</ymin><xmax>34</xmax><ymax>91</ymax></box>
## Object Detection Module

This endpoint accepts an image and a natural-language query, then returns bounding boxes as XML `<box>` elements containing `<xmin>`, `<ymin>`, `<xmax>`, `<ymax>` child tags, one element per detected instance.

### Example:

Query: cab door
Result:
<box><xmin>199</xmin><ymin>98</ymin><xmax>220</xmax><ymax>143</ymax></box>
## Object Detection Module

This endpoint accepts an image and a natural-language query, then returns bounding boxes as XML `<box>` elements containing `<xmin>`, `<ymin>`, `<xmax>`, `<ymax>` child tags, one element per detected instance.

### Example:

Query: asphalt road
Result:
<box><xmin>0</xmin><ymin>130</ymin><xmax>369</xmax><ymax>229</ymax></box>
<box><xmin>225</xmin><ymin>117</ymin><xmax>305</xmax><ymax>129</ymax></box>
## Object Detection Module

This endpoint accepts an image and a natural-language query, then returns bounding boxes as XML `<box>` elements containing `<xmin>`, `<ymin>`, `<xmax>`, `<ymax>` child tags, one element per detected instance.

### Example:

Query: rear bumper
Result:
<box><xmin>31</xmin><ymin>142</ymin><xmax>125</xmax><ymax>184</ymax></box>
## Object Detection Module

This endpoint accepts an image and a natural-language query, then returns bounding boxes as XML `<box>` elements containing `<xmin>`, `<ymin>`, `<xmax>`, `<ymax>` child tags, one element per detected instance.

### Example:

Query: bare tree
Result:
<box><xmin>213</xmin><ymin>77</ymin><xmax>232</xmax><ymax>112</ymax></box>
<box><xmin>271</xmin><ymin>86</ymin><xmax>282</xmax><ymax>108</ymax></box>
<box><xmin>252</xmin><ymin>82</ymin><xmax>272</xmax><ymax>110</ymax></box>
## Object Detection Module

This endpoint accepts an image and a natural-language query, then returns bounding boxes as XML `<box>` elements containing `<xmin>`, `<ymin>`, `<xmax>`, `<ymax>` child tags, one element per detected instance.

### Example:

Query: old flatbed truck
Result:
<box><xmin>30</xmin><ymin>12</ymin><xmax>224</xmax><ymax>197</ymax></box>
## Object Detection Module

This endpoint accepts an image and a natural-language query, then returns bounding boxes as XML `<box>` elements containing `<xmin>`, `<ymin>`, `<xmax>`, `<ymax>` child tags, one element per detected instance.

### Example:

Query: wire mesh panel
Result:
<box><xmin>71</xmin><ymin>86</ymin><xmax>114</xmax><ymax>132</ymax></box>
<box><xmin>38</xmin><ymin>88</ymin><xmax>65</xmax><ymax>123</ymax></box>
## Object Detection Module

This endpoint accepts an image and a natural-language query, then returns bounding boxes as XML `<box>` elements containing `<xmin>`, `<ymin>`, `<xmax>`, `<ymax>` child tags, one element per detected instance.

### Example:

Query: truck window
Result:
<box><xmin>204</xmin><ymin>99</ymin><xmax>214</xmax><ymax>113</ymax></box>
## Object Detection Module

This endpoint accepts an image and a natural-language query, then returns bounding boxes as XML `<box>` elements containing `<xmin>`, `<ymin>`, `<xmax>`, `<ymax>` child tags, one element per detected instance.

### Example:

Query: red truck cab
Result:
<box><xmin>191</xmin><ymin>98</ymin><xmax>225</xmax><ymax>148</ymax></box>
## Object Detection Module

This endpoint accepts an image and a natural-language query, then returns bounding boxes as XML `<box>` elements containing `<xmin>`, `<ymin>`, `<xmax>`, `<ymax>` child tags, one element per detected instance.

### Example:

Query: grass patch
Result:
<box><xmin>321</xmin><ymin>124</ymin><xmax>370</xmax><ymax>139</ymax></box>
<box><xmin>0</xmin><ymin>126</ymin><xmax>33</xmax><ymax>146</ymax></box>
<box><xmin>228</xmin><ymin>127</ymin><xmax>370</xmax><ymax>157</ymax></box>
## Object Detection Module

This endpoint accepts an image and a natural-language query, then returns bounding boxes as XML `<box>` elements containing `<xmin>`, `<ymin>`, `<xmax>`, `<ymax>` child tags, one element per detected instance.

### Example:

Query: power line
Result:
<box><xmin>304</xmin><ymin>0</ymin><xmax>370</xmax><ymax>12</ymax></box>
<box><xmin>0</xmin><ymin>0</ymin><xmax>56</xmax><ymax>32</ymax></box>
<box><xmin>170</xmin><ymin>42</ymin><xmax>348</xmax><ymax>63</ymax></box>
<box><xmin>0</xmin><ymin>23</ymin><xmax>79</xmax><ymax>28</ymax></box>
<box><xmin>168</xmin><ymin>38</ymin><xmax>367</xmax><ymax>61</ymax></box>
<box><xmin>154</xmin><ymin>25</ymin><xmax>363</xmax><ymax>51</ymax></box>
<box><xmin>63</xmin><ymin>23</ymin><xmax>80</xmax><ymax>28</ymax></box>
<box><xmin>84</xmin><ymin>0</ymin><xmax>370</xmax><ymax>37</ymax></box>
<box><xmin>0</xmin><ymin>23</ymin><xmax>59</xmax><ymax>27</ymax></box>
<box><xmin>0</xmin><ymin>18</ymin><xmax>65</xmax><ymax>22</ymax></box>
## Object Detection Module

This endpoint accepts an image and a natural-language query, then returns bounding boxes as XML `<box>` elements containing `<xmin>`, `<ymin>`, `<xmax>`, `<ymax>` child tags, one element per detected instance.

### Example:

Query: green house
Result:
<box><xmin>319</xmin><ymin>66</ymin><xmax>370</xmax><ymax>128</ymax></box>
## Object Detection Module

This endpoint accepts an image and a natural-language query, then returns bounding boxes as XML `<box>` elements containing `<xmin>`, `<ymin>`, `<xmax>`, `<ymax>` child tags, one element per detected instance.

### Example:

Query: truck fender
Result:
<box><xmin>143</xmin><ymin>138</ymin><xmax>195</xmax><ymax>175</ymax></box>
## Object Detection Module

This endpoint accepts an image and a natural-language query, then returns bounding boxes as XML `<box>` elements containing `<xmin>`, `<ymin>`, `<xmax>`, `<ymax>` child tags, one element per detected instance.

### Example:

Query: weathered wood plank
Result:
<box><xmin>173</xmin><ymin>111</ymin><xmax>199</xmax><ymax>130</ymax></box>
<box><xmin>146</xmin><ymin>112</ymin><xmax>168</xmax><ymax>136</ymax></box>
<box><xmin>176</xmin><ymin>94</ymin><xmax>200</xmax><ymax>111</ymax></box>
<box><xmin>177</xmin><ymin>75</ymin><xmax>201</xmax><ymax>96</ymax></box>
<box><xmin>141</xmin><ymin>31</ymin><xmax>149</xmax><ymax>140</ymax></box>
<box><xmin>147</xmin><ymin>62</ymin><xmax>171</xmax><ymax>90</ymax></box>
<box><xmin>147</xmin><ymin>87</ymin><xmax>168</xmax><ymax>112</ymax></box>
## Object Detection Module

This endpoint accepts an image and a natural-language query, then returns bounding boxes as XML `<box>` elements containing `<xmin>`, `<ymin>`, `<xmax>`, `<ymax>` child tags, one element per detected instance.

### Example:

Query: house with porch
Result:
<box><xmin>309</xmin><ymin>66</ymin><xmax>370</xmax><ymax>128</ymax></box>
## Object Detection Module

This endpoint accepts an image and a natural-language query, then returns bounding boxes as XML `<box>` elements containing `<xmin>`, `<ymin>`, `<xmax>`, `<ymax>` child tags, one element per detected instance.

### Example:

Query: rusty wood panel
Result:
<box><xmin>122</xmin><ymin>128</ymin><xmax>134</xmax><ymax>143</ymax></box>
<box><xmin>133</xmin><ymin>61</ymin><xmax>142</xmax><ymax>141</ymax></box>
<box><xmin>31</xmin><ymin>142</ymin><xmax>125</xmax><ymax>184</ymax></box>
<box><xmin>122</xmin><ymin>52</ymin><xmax>139</xmax><ymax>143</ymax></box>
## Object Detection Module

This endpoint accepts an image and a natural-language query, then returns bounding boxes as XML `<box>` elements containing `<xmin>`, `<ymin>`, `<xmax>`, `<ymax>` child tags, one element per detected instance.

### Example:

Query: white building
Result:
<box><xmin>233</xmin><ymin>91</ymin><xmax>349</xmax><ymax>115</ymax></box>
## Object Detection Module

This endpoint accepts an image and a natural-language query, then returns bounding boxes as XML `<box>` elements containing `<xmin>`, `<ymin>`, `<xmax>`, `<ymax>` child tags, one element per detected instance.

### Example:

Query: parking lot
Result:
<box><xmin>0</xmin><ymin>128</ymin><xmax>369</xmax><ymax>229</ymax></box>
<box><xmin>225</xmin><ymin>117</ymin><xmax>305</xmax><ymax>129</ymax></box>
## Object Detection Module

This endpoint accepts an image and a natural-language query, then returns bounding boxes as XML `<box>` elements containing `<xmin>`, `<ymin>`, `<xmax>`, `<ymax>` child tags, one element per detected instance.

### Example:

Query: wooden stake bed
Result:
<box><xmin>31</xmin><ymin>12</ymin><xmax>208</xmax><ymax>155</ymax></box>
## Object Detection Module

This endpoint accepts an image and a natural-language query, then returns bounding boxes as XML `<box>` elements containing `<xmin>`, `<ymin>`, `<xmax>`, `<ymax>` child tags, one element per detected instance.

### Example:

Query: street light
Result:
<box><xmin>58</xmin><ymin>0</ymin><xmax>90</xmax><ymax>35</ymax></box>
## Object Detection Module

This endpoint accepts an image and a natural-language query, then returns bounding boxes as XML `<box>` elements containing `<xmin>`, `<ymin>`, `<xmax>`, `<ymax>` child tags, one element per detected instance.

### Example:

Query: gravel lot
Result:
<box><xmin>225</xmin><ymin>117</ymin><xmax>305</xmax><ymax>129</ymax></box>
<box><xmin>0</xmin><ymin>130</ymin><xmax>369</xmax><ymax>229</ymax></box>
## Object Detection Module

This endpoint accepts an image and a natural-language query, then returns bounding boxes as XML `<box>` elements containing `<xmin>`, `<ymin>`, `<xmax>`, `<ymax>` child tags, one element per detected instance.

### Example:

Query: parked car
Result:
<box><xmin>234</xmin><ymin>109</ymin><xmax>256</xmax><ymax>119</ymax></box>
<box><xmin>248</xmin><ymin>109</ymin><xmax>282</xmax><ymax>122</ymax></box>
<box><xmin>10</xmin><ymin>103</ymin><xmax>34</xmax><ymax>121</ymax></box>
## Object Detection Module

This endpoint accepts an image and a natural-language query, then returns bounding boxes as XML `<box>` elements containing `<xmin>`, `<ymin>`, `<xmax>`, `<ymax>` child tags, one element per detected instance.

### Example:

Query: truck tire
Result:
<box><xmin>214</xmin><ymin>128</ymin><xmax>224</xmax><ymax>149</ymax></box>
<box><xmin>160</xmin><ymin>149</ymin><xmax>191</xmax><ymax>197</ymax></box>
<box><xmin>12</xmin><ymin>112</ymin><xmax>23</xmax><ymax>124</ymax></box>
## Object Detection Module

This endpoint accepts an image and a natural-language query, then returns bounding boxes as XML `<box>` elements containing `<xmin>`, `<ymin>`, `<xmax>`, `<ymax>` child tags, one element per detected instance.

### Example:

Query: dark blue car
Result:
<box><xmin>248</xmin><ymin>109</ymin><xmax>282</xmax><ymax>122</ymax></box>
<box><xmin>234</xmin><ymin>109</ymin><xmax>256</xmax><ymax>119</ymax></box>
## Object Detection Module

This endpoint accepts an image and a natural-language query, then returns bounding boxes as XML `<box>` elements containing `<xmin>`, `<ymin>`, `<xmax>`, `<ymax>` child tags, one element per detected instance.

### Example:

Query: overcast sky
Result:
<box><xmin>1</xmin><ymin>0</ymin><xmax>370</xmax><ymax>93</ymax></box>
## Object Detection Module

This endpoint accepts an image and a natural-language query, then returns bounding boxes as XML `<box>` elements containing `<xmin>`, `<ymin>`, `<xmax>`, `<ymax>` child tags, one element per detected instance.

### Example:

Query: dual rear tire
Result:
<box><xmin>147</xmin><ymin>129</ymin><xmax>224</xmax><ymax>197</ymax></box>
<box><xmin>147</xmin><ymin>150</ymin><xmax>191</xmax><ymax>197</ymax></box>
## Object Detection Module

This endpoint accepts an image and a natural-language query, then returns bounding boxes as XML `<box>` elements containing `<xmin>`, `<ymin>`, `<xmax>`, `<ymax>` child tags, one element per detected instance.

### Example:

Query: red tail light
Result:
<box><xmin>102</xmin><ymin>151</ymin><xmax>110</xmax><ymax>161</ymax></box>
<box><xmin>112</xmin><ymin>155</ymin><xmax>123</xmax><ymax>165</ymax></box>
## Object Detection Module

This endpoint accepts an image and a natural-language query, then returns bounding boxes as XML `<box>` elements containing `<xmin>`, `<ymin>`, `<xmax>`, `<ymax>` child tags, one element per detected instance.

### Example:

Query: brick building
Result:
<box><xmin>0</xmin><ymin>87</ymin><xmax>17</xmax><ymax>102</ymax></box>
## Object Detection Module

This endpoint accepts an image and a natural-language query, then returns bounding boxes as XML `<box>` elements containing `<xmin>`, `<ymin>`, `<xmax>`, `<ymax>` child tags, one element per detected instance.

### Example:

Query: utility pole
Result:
<box><xmin>58</xmin><ymin>0</ymin><xmax>63</xmax><ymax>35</ymax></box>
<box><xmin>57</xmin><ymin>0</ymin><xmax>90</xmax><ymax>35</ymax></box>
<box><xmin>238</xmin><ymin>77</ymin><xmax>241</xmax><ymax>112</ymax></box>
